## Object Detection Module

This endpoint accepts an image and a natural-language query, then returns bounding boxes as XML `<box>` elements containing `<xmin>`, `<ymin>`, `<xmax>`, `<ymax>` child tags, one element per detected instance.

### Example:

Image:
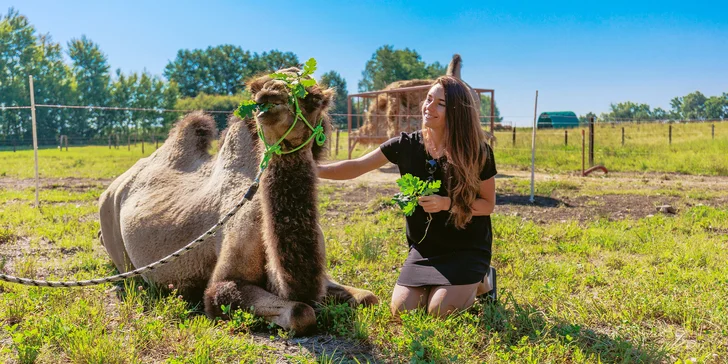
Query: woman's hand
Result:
<box><xmin>418</xmin><ymin>195</ymin><xmax>450</xmax><ymax>213</ymax></box>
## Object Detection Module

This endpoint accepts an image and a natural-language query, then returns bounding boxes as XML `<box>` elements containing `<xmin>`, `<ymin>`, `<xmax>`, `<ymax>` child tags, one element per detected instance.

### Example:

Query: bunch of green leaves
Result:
<box><xmin>233</xmin><ymin>58</ymin><xmax>318</xmax><ymax>120</ymax></box>
<box><xmin>392</xmin><ymin>173</ymin><xmax>441</xmax><ymax>216</ymax></box>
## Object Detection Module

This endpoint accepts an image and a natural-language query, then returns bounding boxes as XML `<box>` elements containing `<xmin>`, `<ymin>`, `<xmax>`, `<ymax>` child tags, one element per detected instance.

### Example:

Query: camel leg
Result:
<box><xmin>325</xmin><ymin>278</ymin><xmax>379</xmax><ymax>307</ymax></box>
<box><xmin>204</xmin><ymin>281</ymin><xmax>317</xmax><ymax>335</ymax></box>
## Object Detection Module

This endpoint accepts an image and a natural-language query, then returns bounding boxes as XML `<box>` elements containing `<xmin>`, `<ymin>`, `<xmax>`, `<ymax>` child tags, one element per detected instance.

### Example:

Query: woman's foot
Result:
<box><xmin>475</xmin><ymin>267</ymin><xmax>497</xmax><ymax>301</ymax></box>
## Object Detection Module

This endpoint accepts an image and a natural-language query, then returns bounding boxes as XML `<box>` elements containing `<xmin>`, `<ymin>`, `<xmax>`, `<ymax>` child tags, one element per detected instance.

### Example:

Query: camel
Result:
<box><xmin>98</xmin><ymin>67</ymin><xmax>378</xmax><ymax>335</ymax></box>
<box><xmin>356</xmin><ymin>54</ymin><xmax>494</xmax><ymax>144</ymax></box>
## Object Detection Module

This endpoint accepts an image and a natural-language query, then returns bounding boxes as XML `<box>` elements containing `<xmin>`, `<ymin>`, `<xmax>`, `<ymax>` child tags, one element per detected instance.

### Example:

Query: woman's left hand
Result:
<box><xmin>418</xmin><ymin>195</ymin><xmax>450</xmax><ymax>213</ymax></box>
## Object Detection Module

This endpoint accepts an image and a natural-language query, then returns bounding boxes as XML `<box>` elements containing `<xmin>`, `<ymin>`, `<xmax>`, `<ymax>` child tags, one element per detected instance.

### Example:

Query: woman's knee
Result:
<box><xmin>390</xmin><ymin>285</ymin><xmax>428</xmax><ymax>315</ymax></box>
<box><xmin>426</xmin><ymin>285</ymin><xmax>478</xmax><ymax>318</ymax></box>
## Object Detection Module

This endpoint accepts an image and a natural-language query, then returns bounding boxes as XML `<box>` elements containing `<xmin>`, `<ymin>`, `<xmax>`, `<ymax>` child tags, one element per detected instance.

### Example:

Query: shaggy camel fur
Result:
<box><xmin>357</xmin><ymin>54</ymin><xmax>492</xmax><ymax>144</ymax></box>
<box><xmin>98</xmin><ymin>68</ymin><xmax>378</xmax><ymax>334</ymax></box>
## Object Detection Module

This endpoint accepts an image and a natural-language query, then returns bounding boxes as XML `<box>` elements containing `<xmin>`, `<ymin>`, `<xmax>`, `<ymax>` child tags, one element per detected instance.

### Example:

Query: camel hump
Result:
<box><xmin>169</xmin><ymin>111</ymin><xmax>218</xmax><ymax>153</ymax></box>
<box><xmin>446</xmin><ymin>54</ymin><xmax>462</xmax><ymax>79</ymax></box>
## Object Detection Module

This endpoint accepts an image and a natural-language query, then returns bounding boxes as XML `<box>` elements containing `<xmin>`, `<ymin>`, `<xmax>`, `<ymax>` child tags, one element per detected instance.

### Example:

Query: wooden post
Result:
<box><xmin>13</xmin><ymin>139</ymin><xmax>16</xmax><ymax>153</ymax></box>
<box><xmin>589</xmin><ymin>117</ymin><xmax>595</xmax><ymax>167</ymax></box>
<box><xmin>141</xmin><ymin>132</ymin><xmax>145</xmax><ymax>154</ymax></box>
<box><xmin>29</xmin><ymin>75</ymin><xmax>40</xmax><ymax>208</ymax></box>
<box><xmin>127</xmin><ymin>134</ymin><xmax>130</xmax><ymax>151</ymax></box>
<box><xmin>347</xmin><ymin>96</ymin><xmax>352</xmax><ymax>160</ymax></box>
<box><xmin>712</xmin><ymin>124</ymin><xmax>715</xmax><ymax>140</ymax></box>
<box><xmin>115</xmin><ymin>134</ymin><xmax>119</xmax><ymax>149</ymax></box>
<box><xmin>155</xmin><ymin>134</ymin><xmax>159</xmax><ymax>149</ymax></box>
<box><xmin>530</xmin><ymin>90</ymin><xmax>538</xmax><ymax>204</ymax></box>
<box><xmin>108</xmin><ymin>134</ymin><xmax>112</xmax><ymax>149</ymax></box>
<box><xmin>564</xmin><ymin>129</ymin><xmax>568</xmax><ymax>146</ymax></box>
<box><xmin>622</xmin><ymin>127</ymin><xmax>625</xmax><ymax>146</ymax></box>
<box><xmin>64</xmin><ymin>135</ymin><xmax>68</xmax><ymax>151</ymax></box>
<box><xmin>512</xmin><ymin>127</ymin><xmax>516</xmax><ymax>147</ymax></box>
<box><xmin>335</xmin><ymin>129</ymin><xmax>340</xmax><ymax>157</ymax></box>
<box><xmin>581</xmin><ymin>129</ymin><xmax>585</xmax><ymax>175</ymax></box>
<box><xmin>490</xmin><ymin>90</ymin><xmax>495</xmax><ymax>134</ymax></box>
<box><xmin>669</xmin><ymin>124</ymin><xmax>672</xmax><ymax>145</ymax></box>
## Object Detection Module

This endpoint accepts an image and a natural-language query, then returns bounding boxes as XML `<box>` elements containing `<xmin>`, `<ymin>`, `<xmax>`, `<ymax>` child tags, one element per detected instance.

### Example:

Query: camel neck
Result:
<box><xmin>259</xmin><ymin>152</ymin><xmax>326</xmax><ymax>304</ymax></box>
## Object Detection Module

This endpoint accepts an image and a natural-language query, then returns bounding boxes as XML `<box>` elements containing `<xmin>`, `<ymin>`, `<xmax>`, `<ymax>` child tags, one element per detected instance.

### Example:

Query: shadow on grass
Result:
<box><xmin>473</xmin><ymin>293</ymin><xmax>667</xmax><ymax>363</ymax></box>
<box><xmin>496</xmin><ymin>193</ymin><xmax>565</xmax><ymax>207</ymax></box>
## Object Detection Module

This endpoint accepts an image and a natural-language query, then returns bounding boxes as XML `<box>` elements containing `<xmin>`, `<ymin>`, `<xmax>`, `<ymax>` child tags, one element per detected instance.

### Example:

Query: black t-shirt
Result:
<box><xmin>380</xmin><ymin>130</ymin><xmax>497</xmax><ymax>258</ymax></box>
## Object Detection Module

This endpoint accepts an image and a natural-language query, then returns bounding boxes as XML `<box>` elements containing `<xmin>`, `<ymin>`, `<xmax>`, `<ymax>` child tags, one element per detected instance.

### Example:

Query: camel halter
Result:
<box><xmin>0</xmin><ymin>60</ymin><xmax>324</xmax><ymax>288</ymax></box>
<box><xmin>256</xmin><ymin>95</ymin><xmax>326</xmax><ymax>171</ymax></box>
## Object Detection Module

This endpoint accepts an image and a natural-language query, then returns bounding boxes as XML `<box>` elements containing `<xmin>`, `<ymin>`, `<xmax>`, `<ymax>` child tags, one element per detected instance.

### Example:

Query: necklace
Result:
<box><xmin>424</xmin><ymin>129</ymin><xmax>447</xmax><ymax>159</ymax></box>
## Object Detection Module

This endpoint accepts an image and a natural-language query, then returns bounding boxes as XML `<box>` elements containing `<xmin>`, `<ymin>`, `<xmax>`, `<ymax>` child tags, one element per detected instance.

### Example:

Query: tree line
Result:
<box><xmin>0</xmin><ymin>7</ymin><xmax>498</xmax><ymax>145</ymax></box>
<box><xmin>580</xmin><ymin>91</ymin><xmax>728</xmax><ymax>124</ymax></box>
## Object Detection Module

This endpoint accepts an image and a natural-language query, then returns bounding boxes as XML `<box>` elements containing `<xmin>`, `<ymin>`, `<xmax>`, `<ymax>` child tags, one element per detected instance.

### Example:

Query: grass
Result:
<box><xmin>491</xmin><ymin>121</ymin><xmax>728</xmax><ymax>176</ymax></box>
<box><xmin>1</xmin><ymin>169</ymin><xmax>727</xmax><ymax>362</ymax></box>
<box><xmin>2</xmin><ymin>121</ymin><xmax>726</xmax><ymax>180</ymax></box>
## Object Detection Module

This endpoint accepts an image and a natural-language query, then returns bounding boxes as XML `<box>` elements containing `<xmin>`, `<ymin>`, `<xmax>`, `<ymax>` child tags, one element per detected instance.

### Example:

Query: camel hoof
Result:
<box><xmin>357</xmin><ymin>291</ymin><xmax>379</xmax><ymax>306</ymax></box>
<box><xmin>286</xmin><ymin>302</ymin><xmax>317</xmax><ymax>336</ymax></box>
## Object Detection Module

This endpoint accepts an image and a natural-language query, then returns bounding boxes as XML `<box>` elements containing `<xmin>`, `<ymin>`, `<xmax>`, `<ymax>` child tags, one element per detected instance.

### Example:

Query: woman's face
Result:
<box><xmin>422</xmin><ymin>84</ymin><xmax>446</xmax><ymax>131</ymax></box>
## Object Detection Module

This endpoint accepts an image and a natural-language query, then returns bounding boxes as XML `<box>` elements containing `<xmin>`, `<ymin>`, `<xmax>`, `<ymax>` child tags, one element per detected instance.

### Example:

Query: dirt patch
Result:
<box><xmin>0</xmin><ymin>176</ymin><xmax>111</xmax><ymax>191</ymax></box>
<box><xmin>247</xmin><ymin>333</ymin><xmax>380</xmax><ymax>363</ymax></box>
<box><xmin>495</xmin><ymin>194</ymin><xmax>687</xmax><ymax>224</ymax></box>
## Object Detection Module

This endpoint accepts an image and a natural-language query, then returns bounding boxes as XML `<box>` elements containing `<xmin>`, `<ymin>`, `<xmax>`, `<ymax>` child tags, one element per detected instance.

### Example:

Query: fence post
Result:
<box><xmin>108</xmin><ymin>135</ymin><xmax>111</xmax><ymax>149</ymax></box>
<box><xmin>13</xmin><ymin>139</ymin><xmax>16</xmax><ymax>153</ymax></box>
<box><xmin>141</xmin><ymin>132</ymin><xmax>145</xmax><ymax>154</ymax></box>
<box><xmin>669</xmin><ymin>124</ymin><xmax>672</xmax><ymax>145</ymax></box>
<box><xmin>712</xmin><ymin>124</ymin><xmax>715</xmax><ymax>140</ymax></box>
<box><xmin>29</xmin><ymin>75</ymin><xmax>40</xmax><ymax>208</ymax></box>
<box><xmin>581</xmin><ymin>129</ymin><xmax>585</xmax><ymax>176</ymax></box>
<box><xmin>622</xmin><ymin>127</ymin><xmax>625</xmax><ymax>146</ymax></box>
<box><xmin>64</xmin><ymin>135</ymin><xmax>68</xmax><ymax>151</ymax></box>
<box><xmin>335</xmin><ymin>129</ymin><xmax>340</xmax><ymax>157</ymax></box>
<box><xmin>564</xmin><ymin>129</ymin><xmax>568</xmax><ymax>146</ymax></box>
<box><xmin>127</xmin><ymin>134</ymin><xmax>130</xmax><ymax>151</ymax></box>
<box><xmin>589</xmin><ymin>117</ymin><xmax>594</xmax><ymax>167</ymax></box>
<box><xmin>512</xmin><ymin>127</ymin><xmax>516</xmax><ymax>147</ymax></box>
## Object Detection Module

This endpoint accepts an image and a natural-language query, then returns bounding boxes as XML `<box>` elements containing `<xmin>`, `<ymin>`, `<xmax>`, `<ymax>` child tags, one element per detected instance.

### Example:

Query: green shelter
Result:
<box><xmin>537</xmin><ymin>111</ymin><xmax>579</xmax><ymax>129</ymax></box>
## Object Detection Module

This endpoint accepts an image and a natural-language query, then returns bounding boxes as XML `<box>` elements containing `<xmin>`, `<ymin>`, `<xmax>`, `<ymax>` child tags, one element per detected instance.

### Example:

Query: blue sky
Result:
<box><xmin>4</xmin><ymin>0</ymin><xmax>728</xmax><ymax>126</ymax></box>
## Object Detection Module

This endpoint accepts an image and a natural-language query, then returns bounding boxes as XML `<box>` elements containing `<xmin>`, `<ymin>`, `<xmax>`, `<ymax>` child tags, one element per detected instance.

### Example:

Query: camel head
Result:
<box><xmin>248</xmin><ymin>67</ymin><xmax>334</xmax><ymax>161</ymax></box>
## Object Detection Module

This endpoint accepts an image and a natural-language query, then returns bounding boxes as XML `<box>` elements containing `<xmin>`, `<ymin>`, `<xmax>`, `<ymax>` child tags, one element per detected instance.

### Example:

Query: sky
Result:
<box><xmin>4</xmin><ymin>0</ymin><xmax>728</xmax><ymax>126</ymax></box>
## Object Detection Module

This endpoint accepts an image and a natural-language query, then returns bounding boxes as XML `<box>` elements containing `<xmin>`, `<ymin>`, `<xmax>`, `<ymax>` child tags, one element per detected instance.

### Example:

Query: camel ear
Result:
<box><xmin>320</xmin><ymin>88</ymin><xmax>335</xmax><ymax>111</ymax></box>
<box><xmin>248</xmin><ymin>76</ymin><xmax>267</xmax><ymax>95</ymax></box>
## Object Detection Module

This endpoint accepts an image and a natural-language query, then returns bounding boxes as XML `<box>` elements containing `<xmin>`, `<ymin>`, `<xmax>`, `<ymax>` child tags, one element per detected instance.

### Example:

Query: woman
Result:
<box><xmin>318</xmin><ymin>76</ymin><xmax>497</xmax><ymax>318</ymax></box>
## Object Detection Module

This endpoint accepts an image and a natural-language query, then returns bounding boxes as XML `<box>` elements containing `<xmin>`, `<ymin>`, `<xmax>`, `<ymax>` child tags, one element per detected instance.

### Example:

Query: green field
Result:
<box><xmin>2</xmin><ymin>121</ymin><xmax>725</xmax><ymax>180</ymax></box>
<box><xmin>1</xmin><ymin>133</ymin><xmax>728</xmax><ymax>362</ymax></box>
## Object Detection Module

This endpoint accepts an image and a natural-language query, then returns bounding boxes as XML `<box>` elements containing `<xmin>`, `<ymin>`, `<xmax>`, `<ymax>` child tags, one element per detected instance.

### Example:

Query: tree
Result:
<box><xmin>68</xmin><ymin>35</ymin><xmax>111</xmax><ymax>138</ymax></box>
<box><xmin>175</xmin><ymin>92</ymin><xmax>250</xmax><ymax>132</ymax></box>
<box><xmin>680</xmin><ymin>91</ymin><xmax>707</xmax><ymax>121</ymax></box>
<box><xmin>0</xmin><ymin>8</ymin><xmax>36</xmax><ymax>142</ymax></box>
<box><xmin>704</xmin><ymin>96</ymin><xmax>726</xmax><ymax>120</ymax></box>
<box><xmin>579</xmin><ymin>112</ymin><xmax>597</xmax><ymax>124</ymax></box>
<box><xmin>257</xmin><ymin>50</ymin><xmax>299</xmax><ymax>73</ymax></box>
<box><xmin>358</xmin><ymin>45</ymin><xmax>445</xmax><ymax>92</ymax></box>
<box><xmin>603</xmin><ymin>101</ymin><xmax>652</xmax><ymax>122</ymax></box>
<box><xmin>479</xmin><ymin>95</ymin><xmax>502</xmax><ymax>124</ymax></box>
<box><xmin>164</xmin><ymin>46</ymin><xmax>299</xmax><ymax>98</ymax></box>
<box><xmin>318</xmin><ymin>71</ymin><xmax>348</xmax><ymax>128</ymax></box>
<box><xmin>652</xmin><ymin>107</ymin><xmax>668</xmax><ymax>121</ymax></box>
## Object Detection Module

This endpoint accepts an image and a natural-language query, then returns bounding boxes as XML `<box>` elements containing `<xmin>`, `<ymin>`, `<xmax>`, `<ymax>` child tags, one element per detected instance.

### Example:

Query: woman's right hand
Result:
<box><xmin>317</xmin><ymin>148</ymin><xmax>389</xmax><ymax>180</ymax></box>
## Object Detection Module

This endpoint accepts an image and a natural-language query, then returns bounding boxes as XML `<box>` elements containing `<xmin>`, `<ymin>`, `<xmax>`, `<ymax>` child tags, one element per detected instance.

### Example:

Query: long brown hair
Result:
<box><xmin>426</xmin><ymin>76</ymin><xmax>488</xmax><ymax>229</ymax></box>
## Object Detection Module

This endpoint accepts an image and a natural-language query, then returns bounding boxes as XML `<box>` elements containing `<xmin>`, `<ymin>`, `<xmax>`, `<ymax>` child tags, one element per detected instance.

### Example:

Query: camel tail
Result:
<box><xmin>446</xmin><ymin>54</ymin><xmax>462</xmax><ymax>79</ymax></box>
<box><xmin>168</xmin><ymin>111</ymin><xmax>218</xmax><ymax>153</ymax></box>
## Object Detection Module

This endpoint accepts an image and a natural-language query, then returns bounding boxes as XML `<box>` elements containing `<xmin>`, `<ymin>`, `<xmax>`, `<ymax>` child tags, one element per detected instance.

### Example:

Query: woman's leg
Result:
<box><xmin>390</xmin><ymin>284</ymin><xmax>430</xmax><ymax>315</ymax></box>
<box><xmin>426</xmin><ymin>283</ymin><xmax>480</xmax><ymax>318</ymax></box>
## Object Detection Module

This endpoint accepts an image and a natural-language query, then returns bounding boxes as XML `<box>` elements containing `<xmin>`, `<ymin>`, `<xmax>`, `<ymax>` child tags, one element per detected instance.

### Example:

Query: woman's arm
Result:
<box><xmin>418</xmin><ymin>177</ymin><xmax>496</xmax><ymax>215</ymax></box>
<box><xmin>470</xmin><ymin>176</ymin><xmax>495</xmax><ymax>216</ymax></box>
<box><xmin>318</xmin><ymin>148</ymin><xmax>389</xmax><ymax>180</ymax></box>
